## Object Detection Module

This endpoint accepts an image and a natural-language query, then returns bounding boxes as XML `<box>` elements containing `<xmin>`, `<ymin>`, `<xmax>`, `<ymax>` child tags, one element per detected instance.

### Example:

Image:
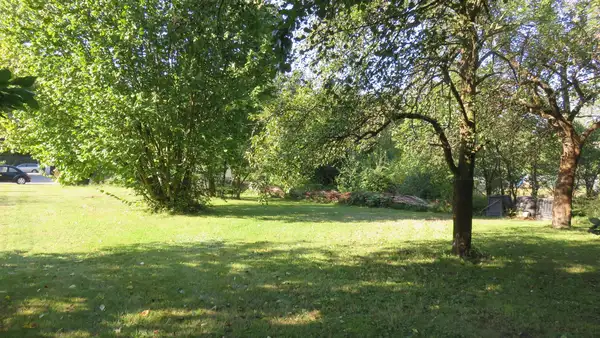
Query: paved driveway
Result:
<box><xmin>29</xmin><ymin>173</ymin><xmax>56</xmax><ymax>185</ymax></box>
<box><xmin>0</xmin><ymin>173</ymin><xmax>56</xmax><ymax>185</ymax></box>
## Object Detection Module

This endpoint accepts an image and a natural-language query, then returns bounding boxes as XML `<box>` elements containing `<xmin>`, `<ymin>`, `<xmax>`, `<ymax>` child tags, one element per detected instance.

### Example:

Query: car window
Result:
<box><xmin>0</xmin><ymin>166</ymin><xmax>7</xmax><ymax>173</ymax></box>
<box><xmin>8</xmin><ymin>167</ymin><xmax>18</xmax><ymax>173</ymax></box>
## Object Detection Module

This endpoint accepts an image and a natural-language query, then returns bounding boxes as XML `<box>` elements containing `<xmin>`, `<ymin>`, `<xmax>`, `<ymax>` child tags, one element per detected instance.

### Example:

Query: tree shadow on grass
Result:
<box><xmin>204</xmin><ymin>200</ymin><xmax>452</xmax><ymax>223</ymax></box>
<box><xmin>0</xmin><ymin>235</ymin><xmax>599</xmax><ymax>337</ymax></box>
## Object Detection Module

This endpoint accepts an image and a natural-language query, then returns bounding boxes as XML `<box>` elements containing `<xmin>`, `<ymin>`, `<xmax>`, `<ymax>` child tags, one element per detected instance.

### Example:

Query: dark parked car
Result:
<box><xmin>0</xmin><ymin>165</ymin><xmax>31</xmax><ymax>184</ymax></box>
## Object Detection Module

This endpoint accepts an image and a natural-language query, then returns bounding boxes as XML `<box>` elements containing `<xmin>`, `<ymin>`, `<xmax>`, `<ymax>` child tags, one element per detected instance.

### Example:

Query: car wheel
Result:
<box><xmin>16</xmin><ymin>177</ymin><xmax>27</xmax><ymax>185</ymax></box>
<box><xmin>32</xmin><ymin>169</ymin><xmax>38</xmax><ymax>173</ymax></box>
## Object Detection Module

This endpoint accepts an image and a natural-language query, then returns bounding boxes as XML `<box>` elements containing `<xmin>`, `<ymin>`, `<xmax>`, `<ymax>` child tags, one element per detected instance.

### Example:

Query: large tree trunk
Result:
<box><xmin>530</xmin><ymin>157</ymin><xmax>539</xmax><ymax>217</ymax></box>
<box><xmin>452</xmin><ymin>167</ymin><xmax>474</xmax><ymax>257</ymax></box>
<box><xmin>451</xmin><ymin>111</ymin><xmax>476</xmax><ymax>256</ymax></box>
<box><xmin>552</xmin><ymin>141</ymin><xmax>581</xmax><ymax>229</ymax></box>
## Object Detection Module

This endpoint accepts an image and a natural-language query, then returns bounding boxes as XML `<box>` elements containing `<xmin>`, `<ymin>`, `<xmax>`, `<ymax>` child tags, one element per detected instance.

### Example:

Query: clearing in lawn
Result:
<box><xmin>0</xmin><ymin>184</ymin><xmax>599</xmax><ymax>337</ymax></box>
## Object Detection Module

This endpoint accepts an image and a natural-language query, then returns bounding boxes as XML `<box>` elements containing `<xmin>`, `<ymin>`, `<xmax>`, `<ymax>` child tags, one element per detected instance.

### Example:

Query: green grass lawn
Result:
<box><xmin>0</xmin><ymin>184</ymin><xmax>599</xmax><ymax>337</ymax></box>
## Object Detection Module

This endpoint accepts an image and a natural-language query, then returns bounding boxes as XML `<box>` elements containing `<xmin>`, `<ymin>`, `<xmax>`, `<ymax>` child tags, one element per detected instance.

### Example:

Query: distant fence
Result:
<box><xmin>515</xmin><ymin>196</ymin><xmax>553</xmax><ymax>220</ymax></box>
<box><xmin>485</xmin><ymin>195</ymin><xmax>553</xmax><ymax>219</ymax></box>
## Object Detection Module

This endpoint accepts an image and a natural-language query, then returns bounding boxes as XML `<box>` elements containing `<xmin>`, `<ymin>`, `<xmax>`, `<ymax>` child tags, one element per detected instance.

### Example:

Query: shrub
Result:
<box><xmin>396</xmin><ymin>172</ymin><xmax>453</xmax><ymax>200</ymax></box>
<box><xmin>337</xmin><ymin>167</ymin><xmax>396</xmax><ymax>193</ymax></box>
<box><xmin>573</xmin><ymin>196</ymin><xmax>600</xmax><ymax>218</ymax></box>
<box><xmin>304</xmin><ymin>190</ymin><xmax>343</xmax><ymax>203</ymax></box>
<box><xmin>340</xmin><ymin>191</ymin><xmax>430</xmax><ymax>211</ymax></box>
<box><xmin>472</xmin><ymin>194</ymin><xmax>489</xmax><ymax>216</ymax></box>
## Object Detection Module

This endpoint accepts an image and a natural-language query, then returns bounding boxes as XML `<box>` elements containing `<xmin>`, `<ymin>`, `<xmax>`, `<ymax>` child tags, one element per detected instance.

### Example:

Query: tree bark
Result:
<box><xmin>552</xmin><ymin>141</ymin><xmax>581</xmax><ymax>229</ymax></box>
<box><xmin>207</xmin><ymin>175</ymin><xmax>216</xmax><ymax>197</ymax></box>
<box><xmin>452</xmin><ymin>168</ymin><xmax>474</xmax><ymax>257</ymax></box>
<box><xmin>530</xmin><ymin>157</ymin><xmax>539</xmax><ymax>217</ymax></box>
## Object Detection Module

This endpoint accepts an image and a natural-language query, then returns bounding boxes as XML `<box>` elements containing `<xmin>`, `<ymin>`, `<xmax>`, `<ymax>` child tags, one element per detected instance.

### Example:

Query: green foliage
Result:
<box><xmin>0</xmin><ymin>0</ymin><xmax>281</xmax><ymax>211</ymax></box>
<box><xmin>341</xmin><ymin>191</ymin><xmax>393</xmax><ymax>208</ymax></box>
<box><xmin>573</xmin><ymin>196</ymin><xmax>600</xmax><ymax>218</ymax></box>
<box><xmin>397</xmin><ymin>172</ymin><xmax>448</xmax><ymax>201</ymax></box>
<box><xmin>472</xmin><ymin>194</ymin><xmax>490</xmax><ymax>216</ymax></box>
<box><xmin>0</xmin><ymin>68</ymin><xmax>38</xmax><ymax>116</ymax></box>
<box><xmin>577</xmin><ymin>124</ymin><xmax>600</xmax><ymax>197</ymax></box>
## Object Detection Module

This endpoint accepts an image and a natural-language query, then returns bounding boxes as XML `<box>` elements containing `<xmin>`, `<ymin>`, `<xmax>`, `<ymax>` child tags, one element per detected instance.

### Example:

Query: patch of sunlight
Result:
<box><xmin>269</xmin><ymin>309</ymin><xmax>321</xmax><ymax>326</ymax></box>
<box><xmin>521</xmin><ymin>258</ymin><xmax>537</xmax><ymax>264</ymax></box>
<box><xmin>485</xmin><ymin>284</ymin><xmax>502</xmax><ymax>292</ymax></box>
<box><xmin>332</xmin><ymin>284</ymin><xmax>361</xmax><ymax>294</ymax></box>
<box><xmin>258</xmin><ymin>283</ymin><xmax>280</xmax><ymax>290</ymax></box>
<box><xmin>400</xmin><ymin>257</ymin><xmax>436</xmax><ymax>265</ymax></box>
<box><xmin>181</xmin><ymin>262</ymin><xmax>201</xmax><ymax>268</ymax></box>
<box><xmin>562</xmin><ymin>264</ymin><xmax>596</xmax><ymax>274</ymax></box>
<box><xmin>228</xmin><ymin>263</ymin><xmax>250</xmax><ymax>271</ymax></box>
<box><xmin>354</xmin><ymin>280</ymin><xmax>420</xmax><ymax>289</ymax></box>
<box><xmin>15</xmin><ymin>303</ymin><xmax>46</xmax><ymax>316</ymax></box>
<box><xmin>297</xmin><ymin>252</ymin><xmax>330</xmax><ymax>262</ymax></box>
<box><xmin>481</xmin><ymin>260</ymin><xmax>507</xmax><ymax>268</ymax></box>
<box><xmin>13</xmin><ymin>297</ymin><xmax>87</xmax><ymax>316</ymax></box>
<box><xmin>55</xmin><ymin>330</ymin><xmax>92</xmax><ymax>337</ymax></box>
<box><xmin>121</xmin><ymin>308</ymin><xmax>218</xmax><ymax>325</ymax></box>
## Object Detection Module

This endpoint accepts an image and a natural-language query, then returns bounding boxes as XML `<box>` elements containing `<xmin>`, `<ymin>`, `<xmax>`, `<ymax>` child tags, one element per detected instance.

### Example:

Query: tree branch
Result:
<box><xmin>392</xmin><ymin>112</ymin><xmax>458</xmax><ymax>175</ymax></box>
<box><xmin>441</xmin><ymin>66</ymin><xmax>468</xmax><ymax>123</ymax></box>
<box><xmin>568</xmin><ymin>77</ymin><xmax>597</xmax><ymax>122</ymax></box>
<box><xmin>581</xmin><ymin>121</ymin><xmax>600</xmax><ymax>144</ymax></box>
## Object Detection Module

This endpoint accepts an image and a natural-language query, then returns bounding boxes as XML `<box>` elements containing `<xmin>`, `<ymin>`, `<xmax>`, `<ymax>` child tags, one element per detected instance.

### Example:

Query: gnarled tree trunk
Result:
<box><xmin>552</xmin><ymin>139</ymin><xmax>581</xmax><ymax>229</ymax></box>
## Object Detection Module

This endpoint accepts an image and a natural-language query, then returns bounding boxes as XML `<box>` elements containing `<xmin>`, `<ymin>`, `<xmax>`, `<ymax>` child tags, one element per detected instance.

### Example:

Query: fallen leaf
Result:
<box><xmin>140</xmin><ymin>309</ymin><xmax>150</xmax><ymax>317</ymax></box>
<box><xmin>99</xmin><ymin>304</ymin><xmax>106</xmax><ymax>311</ymax></box>
<box><xmin>69</xmin><ymin>285</ymin><xmax>76</xmax><ymax>289</ymax></box>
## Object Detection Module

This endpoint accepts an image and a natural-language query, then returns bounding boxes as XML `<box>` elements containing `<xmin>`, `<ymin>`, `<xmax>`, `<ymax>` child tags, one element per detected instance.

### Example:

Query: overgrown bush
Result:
<box><xmin>338</xmin><ymin>167</ymin><xmax>397</xmax><ymax>193</ymax></box>
<box><xmin>573</xmin><ymin>196</ymin><xmax>600</xmax><ymax>218</ymax></box>
<box><xmin>342</xmin><ymin>191</ymin><xmax>393</xmax><ymax>208</ymax></box>
<box><xmin>396</xmin><ymin>172</ymin><xmax>452</xmax><ymax>200</ymax></box>
<box><xmin>287</xmin><ymin>184</ymin><xmax>329</xmax><ymax>200</ymax></box>
<box><xmin>472</xmin><ymin>194</ymin><xmax>489</xmax><ymax>216</ymax></box>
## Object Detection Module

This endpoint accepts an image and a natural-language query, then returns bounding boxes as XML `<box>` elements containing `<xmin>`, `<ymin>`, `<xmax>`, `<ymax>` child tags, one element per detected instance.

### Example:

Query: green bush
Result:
<box><xmin>337</xmin><ymin>167</ymin><xmax>397</xmax><ymax>193</ymax></box>
<box><xmin>573</xmin><ymin>196</ymin><xmax>600</xmax><ymax>218</ymax></box>
<box><xmin>396</xmin><ymin>172</ymin><xmax>453</xmax><ymax>200</ymax></box>
<box><xmin>340</xmin><ymin>191</ymin><xmax>430</xmax><ymax>211</ymax></box>
<box><xmin>287</xmin><ymin>184</ymin><xmax>328</xmax><ymax>200</ymax></box>
<box><xmin>472</xmin><ymin>194</ymin><xmax>489</xmax><ymax>216</ymax></box>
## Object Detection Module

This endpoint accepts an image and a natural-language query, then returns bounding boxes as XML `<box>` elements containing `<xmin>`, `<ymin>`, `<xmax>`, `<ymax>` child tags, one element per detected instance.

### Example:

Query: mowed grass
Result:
<box><xmin>0</xmin><ymin>185</ymin><xmax>599</xmax><ymax>337</ymax></box>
